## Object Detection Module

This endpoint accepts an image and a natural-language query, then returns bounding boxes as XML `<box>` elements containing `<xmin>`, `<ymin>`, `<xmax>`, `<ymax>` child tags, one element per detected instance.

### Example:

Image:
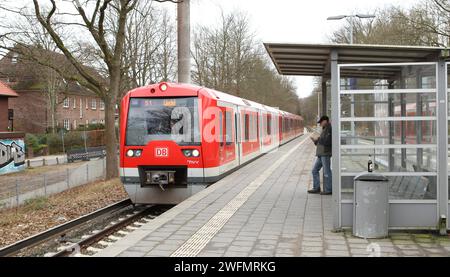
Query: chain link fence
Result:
<box><xmin>0</xmin><ymin>158</ymin><xmax>106</xmax><ymax>210</ymax></box>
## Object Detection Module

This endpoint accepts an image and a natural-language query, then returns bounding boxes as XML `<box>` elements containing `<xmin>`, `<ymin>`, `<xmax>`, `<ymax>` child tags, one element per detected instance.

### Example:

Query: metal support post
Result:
<box><xmin>66</xmin><ymin>168</ymin><xmax>70</xmax><ymax>189</ymax></box>
<box><xmin>44</xmin><ymin>174</ymin><xmax>47</xmax><ymax>196</ymax></box>
<box><xmin>330</xmin><ymin>50</ymin><xmax>341</xmax><ymax>230</ymax></box>
<box><xmin>437</xmin><ymin>60</ymin><xmax>448</xmax><ymax>234</ymax></box>
<box><xmin>322</xmin><ymin>80</ymin><xmax>328</xmax><ymax>116</ymax></box>
<box><xmin>177</xmin><ymin>0</ymin><xmax>191</xmax><ymax>83</ymax></box>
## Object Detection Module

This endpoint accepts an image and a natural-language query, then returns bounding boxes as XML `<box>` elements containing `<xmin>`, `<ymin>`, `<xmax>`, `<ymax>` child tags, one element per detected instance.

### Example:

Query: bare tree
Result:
<box><xmin>192</xmin><ymin>11</ymin><xmax>300</xmax><ymax>114</ymax></box>
<box><xmin>122</xmin><ymin>3</ymin><xmax>176</xmax><ymax>93</ymax></box>
<box><xmin>0</xmin><ymin>5</ymin><xmax>72</xmax><ymax>134</ymax></box>
<box><xmin>330</xmin><ymin>4</ymin><xmax>441</xmax><ymax>46</ymax></box>
<box><xmin>192</xmin><ymin>11</ymin><xmax>258</xmax><ymax>95</ymax></box>
<box><xmin>0</xmin><ymin>0</ymin><xmax>140</xmax><ymax>179</ymax></box>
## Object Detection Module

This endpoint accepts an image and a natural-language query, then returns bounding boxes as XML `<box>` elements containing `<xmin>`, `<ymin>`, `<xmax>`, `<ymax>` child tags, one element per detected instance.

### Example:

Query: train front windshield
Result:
<box><xmin>126</xmin><ymin>97</ymin><xmax>201</xmax><ymax>146</ymax></box>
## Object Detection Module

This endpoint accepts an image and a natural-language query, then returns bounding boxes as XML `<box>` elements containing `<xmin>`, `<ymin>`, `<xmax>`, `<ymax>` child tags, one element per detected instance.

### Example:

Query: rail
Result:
<box><xmin>0</xmin><ymin>199</ymin><xmax>132</xmax><ymax>257</ymax></box>
<box><xmin>51</xmin><ymin>206</ymin><xmax>160</xmax><ymax>257</ymax></box>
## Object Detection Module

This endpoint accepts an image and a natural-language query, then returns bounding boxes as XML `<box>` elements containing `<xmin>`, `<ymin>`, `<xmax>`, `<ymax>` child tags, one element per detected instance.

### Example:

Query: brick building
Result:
<box><xmin>0</xmin><ymin>81</ymin><xmax>18</xmax><ymax>132</ymax></box>
<box><xmin>0</xmin><ymin>49</ymin><xmax>105</xmax><ymax>134</ymax></box>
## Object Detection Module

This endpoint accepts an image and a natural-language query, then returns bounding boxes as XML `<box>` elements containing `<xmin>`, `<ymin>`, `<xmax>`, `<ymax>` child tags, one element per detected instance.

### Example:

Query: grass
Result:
<box><xmin>23</xmin><ymin>197</ymin><xmax>50</xmax><ymax>211</ymax></box>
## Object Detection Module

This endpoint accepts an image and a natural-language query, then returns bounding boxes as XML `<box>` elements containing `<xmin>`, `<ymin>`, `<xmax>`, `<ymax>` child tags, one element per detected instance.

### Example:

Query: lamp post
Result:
<box><xmin>155</xmin><ymin>0</ymin><xmax>190</xmax><ymax>84</ymax></box>
<box><xmin>327</xmin><ymin>14</ymin><xmax>375</xmax><ymax>147</ymax></box>
<box><xmin>327</xmin><ymin>14</ymin><xmax>375</xmax><ymax>145</ymax></box>
<box><xmin>327</xmin><ymin>14</ymin><xmax>376</xmax><ymax>44</ymax></box>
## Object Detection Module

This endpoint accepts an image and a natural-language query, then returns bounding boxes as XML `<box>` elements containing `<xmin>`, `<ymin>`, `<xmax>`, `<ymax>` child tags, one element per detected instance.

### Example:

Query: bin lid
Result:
<box><xmin>354</xmin><ymin>172</ymin><xmax>389</xmax><ymax>182</ymax></box>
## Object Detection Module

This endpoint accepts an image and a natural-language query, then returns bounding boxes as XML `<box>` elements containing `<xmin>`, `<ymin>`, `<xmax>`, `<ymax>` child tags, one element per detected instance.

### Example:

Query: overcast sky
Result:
<box><xmin>6</xmin><ymin>0</ymin><xmax>423</xmax><ymax>98</ymax></box>
<box><xmin>160</xmin><ymin>0</ymin><xmax>423</xmax><ymax>98</ymax></box>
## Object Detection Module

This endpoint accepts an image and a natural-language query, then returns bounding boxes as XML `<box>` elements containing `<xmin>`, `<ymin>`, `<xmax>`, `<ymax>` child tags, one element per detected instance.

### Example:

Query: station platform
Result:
<box><xmin>95</xmin><ymin>135</ymin><xmax>450</xmax><ymax>257</ymax></box>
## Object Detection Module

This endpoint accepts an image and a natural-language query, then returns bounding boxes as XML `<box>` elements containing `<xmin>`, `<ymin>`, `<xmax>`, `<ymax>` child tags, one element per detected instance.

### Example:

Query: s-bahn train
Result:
<box><xmin>120</xmin><ymin>83</ymin><xmax>304</xmax><ymax>204</ymax></box>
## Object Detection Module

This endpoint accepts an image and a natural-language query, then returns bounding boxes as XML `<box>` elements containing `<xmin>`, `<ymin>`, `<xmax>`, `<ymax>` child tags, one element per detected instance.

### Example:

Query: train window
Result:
<box><xmin>261</xmin><ymin>114</ymin><xmax>266</xmax><ymax>136</ymax></box>
<box><xmin>225</xmin><ymin>111</ymin><xmax>233</xmax><ymax>144</ymax></box>
<box><xmin>244</xmin><ymin>113</ymin><xmax>250</xmax><ymax>141</ymax></box>
<box><xmin>255</xmin><ymin>114</ymin><xmax>258</xmax><ymax>140</ymax></box>
<box><xmin>251</xmin><ymin>113</ymin><xmax>257</xmax><ymax>141</ymax></box>
<box><xmin>267</xmin><ymin>114</ymin><xmax>271</xmax><ymax>136</ymax></box>
<box><xmin>125</xmin><ymin>97</ymin><xmax>200</xmax><ymax>146</ymax></box>
<box><xmin>248</xmin><ymin>114</ymin><xmax>255</xmax><ymax>141</ymax></box>
<box><xmin>219</xmin><ymin>111</ymin><xmax>223</xmax><ymax>144</ymax></box>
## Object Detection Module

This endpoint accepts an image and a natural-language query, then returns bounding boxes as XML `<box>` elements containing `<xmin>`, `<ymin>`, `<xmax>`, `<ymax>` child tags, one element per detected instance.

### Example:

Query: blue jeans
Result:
<box><xmin>312</xmin><ymin>156</ymin><xmax>332</xmax><ymax>193</ymax></box>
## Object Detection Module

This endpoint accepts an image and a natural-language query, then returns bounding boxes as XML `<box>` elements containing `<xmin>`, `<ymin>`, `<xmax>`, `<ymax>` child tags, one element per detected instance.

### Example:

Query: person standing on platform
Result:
<box><xmin>308</xmin><ymin>116</ymin><xmax>332</xmax><ymax>195</ymax></box>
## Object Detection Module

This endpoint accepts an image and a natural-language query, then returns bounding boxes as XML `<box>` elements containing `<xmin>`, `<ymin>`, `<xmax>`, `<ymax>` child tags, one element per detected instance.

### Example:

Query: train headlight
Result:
<box><xmin>159</xmin><ymin>83</ymin><xmax>168</xmax><ymax>92</ymax></box>
<box><xmin>182</xmin><ymin>149</ymin><xmax>200</xmax><ymax>158</ymax></box>
<box><xmin>127</xmin><ymin>149</ymin><xmax>143</xmax><ymax>157</ymax></box>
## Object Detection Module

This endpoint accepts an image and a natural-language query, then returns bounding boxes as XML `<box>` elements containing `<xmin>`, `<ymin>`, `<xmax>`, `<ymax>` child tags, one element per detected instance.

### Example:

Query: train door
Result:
<box><xmin>218</xmin><ymin>109</ymin><xmax>225</xmax><ymax>169</ymax></box>
<box><xmin>219</xmin><ymin>106</ymin><xmax>238</xmax><ymax>175</ymax></box>
<box><xmin>235</xmin><ymin>105</ymin><xmax>242</xmax><ymax>166</ymax></box>
<box><xmin>272</xmin><ymin>112</ymin><xmax>278</xmax><ymax>146</ymax></box>
<box><xmin>259</xmin><ymin>111</ymin><xmax>263</xmax><ymax>151</ymax></box>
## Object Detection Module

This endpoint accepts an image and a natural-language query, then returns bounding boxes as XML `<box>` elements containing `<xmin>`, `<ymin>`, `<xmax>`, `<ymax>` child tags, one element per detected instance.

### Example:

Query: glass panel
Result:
<box><xmin>341</xmin><ymin>148</ymin><xmax>437</xmax><ymax>174</ymax></box>
<box><xmin>339</xmin><ymin>63</ymin><xmax>440</xmax><ymax>202</ymax></box>
<box><xmin>219</xmin><ymin>112</ymin><xmax>223</xmax><ymax>144</ymax></box>
<box><xmin>341</xmin><ymin>175</ymin><xmax>437</xmax><ymax>201</ymax></box>
<box><xmin>225</xmin><ymin>111</ymin><xmax>233</xmax><ymax>143</ymax></box>
<box><xmin>447</xmin><ymin>64</ymin><xmax>450</xmax><ymax>89</ymax></box>
<box><xmin>340</xmin><ymin>64</ymin><xmax>436</xmax><ymax>90</ymax></box>
<box><xmin>340</xmin><ymin>93</ymin><xmax>436</xmax><ymax>118</ymax></box>
<box><xmin>126</xmin><ymin>97</ymin><xmax>200</xmax><ymax>146</ymax></box>
<box><xmin>341</xmin><ymin>121</ymin><xmax>437</xmax><ymax>145</ymax></box>
<box><xmin>244</xmin><ymin>114</ymin><xmax>249</xmax><ymax>141</ymax></box>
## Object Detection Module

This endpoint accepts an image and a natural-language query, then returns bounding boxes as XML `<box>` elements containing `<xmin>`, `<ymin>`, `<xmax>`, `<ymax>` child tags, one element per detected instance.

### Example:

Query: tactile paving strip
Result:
<box><xmin>171</xmin><ymin>137</ymin><xmax>309</xmax><ymax>257</ymax></box>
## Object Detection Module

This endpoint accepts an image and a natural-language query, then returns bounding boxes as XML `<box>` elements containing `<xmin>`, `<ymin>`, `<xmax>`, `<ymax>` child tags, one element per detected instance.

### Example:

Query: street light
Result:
<box><xmin>327</xmin><ymin>14</ymin><xmax>375</xmax><ymax>144</ymax></box>
<box><xmin>327</xmin><ymin>14</ymin><xmax>376</xmax><ymax>44</ymax></box>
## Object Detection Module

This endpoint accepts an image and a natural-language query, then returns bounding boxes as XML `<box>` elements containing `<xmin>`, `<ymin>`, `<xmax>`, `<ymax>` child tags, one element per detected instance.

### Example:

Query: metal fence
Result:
<box><xmin>0</xmin><ymin>158</ymin><xmax>106</xmax><ymax>210</ymax></box>
<box><xmin>26</xmin><ymin>156</ymin><xmax>68</xmax><ymax>168</ymax></box>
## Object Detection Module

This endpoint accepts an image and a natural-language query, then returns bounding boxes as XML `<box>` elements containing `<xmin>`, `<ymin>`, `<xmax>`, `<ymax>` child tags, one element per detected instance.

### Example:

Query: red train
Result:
<box><xmin>120</xmin><ymin>83</ymin><xmax>304</xmax><ymax>204</ymax></box>
<box><xmin>393</xmin><ymin>102</ymin><xmax>435</xmax><ymax>144</ymax></box>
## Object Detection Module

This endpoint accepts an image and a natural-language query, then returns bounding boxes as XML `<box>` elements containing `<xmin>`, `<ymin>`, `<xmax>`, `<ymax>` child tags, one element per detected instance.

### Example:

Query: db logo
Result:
<box><xmin>155</xmin><ymin>148</ymin><xmax>169</xmax><ymax>157</ymax></box>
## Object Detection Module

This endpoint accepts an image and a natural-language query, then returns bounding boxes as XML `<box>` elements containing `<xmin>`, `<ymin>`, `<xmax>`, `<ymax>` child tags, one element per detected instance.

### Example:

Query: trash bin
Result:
<box><xmin>353</xmin><ymin>173</ymin><xmax>389</xmax><ymax>239</ymax></box>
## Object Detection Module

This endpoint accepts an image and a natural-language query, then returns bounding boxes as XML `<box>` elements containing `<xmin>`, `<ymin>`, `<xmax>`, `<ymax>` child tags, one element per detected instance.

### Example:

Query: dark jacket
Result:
<box><xmin>315</xmin><ymin>124</ymin><xmax>332</xmax><ymax>157</ymax></box>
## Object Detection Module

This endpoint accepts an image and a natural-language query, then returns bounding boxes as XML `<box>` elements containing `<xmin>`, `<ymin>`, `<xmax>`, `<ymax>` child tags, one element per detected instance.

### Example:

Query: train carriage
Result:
<box><xmin>120</xmin><ymin>83</ymin><xmax>303</xmax><ymax>204</ymax></box>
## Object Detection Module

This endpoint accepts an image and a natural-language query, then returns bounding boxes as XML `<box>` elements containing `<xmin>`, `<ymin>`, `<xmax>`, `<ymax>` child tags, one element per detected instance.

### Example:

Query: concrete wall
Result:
<box><xmin>0</xmin><ymin>135</ymin><xmax>26</xmax><ymax>175</ymax></box>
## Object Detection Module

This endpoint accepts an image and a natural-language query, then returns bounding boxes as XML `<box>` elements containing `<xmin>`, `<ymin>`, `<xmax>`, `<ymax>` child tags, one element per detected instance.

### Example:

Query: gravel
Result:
<box><xmin>0</xmin><ymin>178</ymin><xmax>127</xmax><ymax>248</ymax></box>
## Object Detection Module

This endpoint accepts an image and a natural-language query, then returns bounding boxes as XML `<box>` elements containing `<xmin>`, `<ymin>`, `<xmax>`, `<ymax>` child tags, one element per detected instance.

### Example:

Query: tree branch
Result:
<box><xmin>32</xmin><ymin>0</ymin><xmax>105</xmax><ymax>93</ymax></box>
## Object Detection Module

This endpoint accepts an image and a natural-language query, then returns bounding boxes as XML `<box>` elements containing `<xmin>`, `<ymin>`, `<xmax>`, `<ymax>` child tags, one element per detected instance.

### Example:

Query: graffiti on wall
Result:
<box><xmin>0</xmin><ymin>139</ymin><xmax>26</xmax><ymax>175</ymax></box>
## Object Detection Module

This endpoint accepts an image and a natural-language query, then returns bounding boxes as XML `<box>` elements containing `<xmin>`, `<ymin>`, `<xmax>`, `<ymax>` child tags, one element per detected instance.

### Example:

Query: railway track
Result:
<box><xmin>0</xmin><ymin>199</ymin><xmax>171</xmax><ymax>257</ymax></box>
<box><xmin>50</xmin><ymin>205</ymin><xmax>165</xmax><ymax>257</ymax></box>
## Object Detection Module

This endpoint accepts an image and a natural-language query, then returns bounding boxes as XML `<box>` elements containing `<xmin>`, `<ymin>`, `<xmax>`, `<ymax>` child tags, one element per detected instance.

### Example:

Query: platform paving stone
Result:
<box><xmin>326</xmin><ymin>244</ymin><xmax>349</xmax><ymax>251</ymax></box>
<box><xmin>325</xmin><ymin>250</ymin><xmax>350</xmax><ymax>257</ymax></box>
<box><xmin>95</xmin><ymin>137</ymin><xmax>450</xmax><ymax>257</ymax></box>
<box><xmin>350</xmin><ymin>248</ymin><xmax>372</xmax><ymax>255</ymax></box>
<box><xmin>401</xmin><ymin>250</ymin><xmax>423</xmax><ymax>256</ymax></box>
<box><xmin>300</xmin><ymin>252</ymin><xmax>323</xmax><ymax>257</ymax></box>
